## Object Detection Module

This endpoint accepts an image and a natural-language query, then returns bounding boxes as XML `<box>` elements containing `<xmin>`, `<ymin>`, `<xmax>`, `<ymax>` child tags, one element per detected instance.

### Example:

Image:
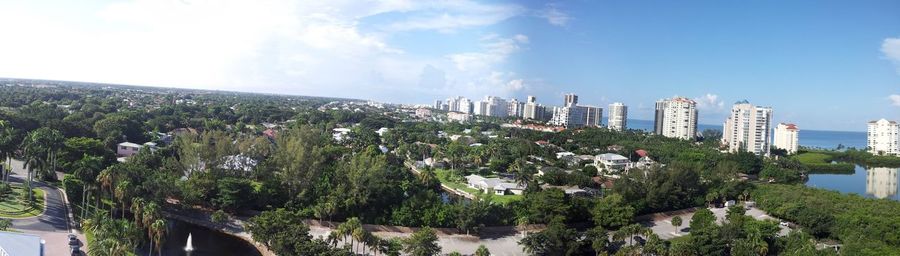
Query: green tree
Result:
<box><xmin>519</xmin><ymin>220</ymin><xmax>582</xmax><ymax>256</ymax></box>
<box><xmin>475</xmin><ymin>245</ymin><xmax>491</xmax><ymax>256</ymax></box>
<box><xmin>402</xmin><ymin>227</ymin><xmax>441</xmax><ymax>256</ymax></box>
<box><xmin>592</xmin><ymin>194</ymin><xmax>635</xmax><ymax>229</ymax></box>
<box><xmin>672</xmin><ymin>216</ymin><xmax>683</xmax><ymax>233</ymax></box>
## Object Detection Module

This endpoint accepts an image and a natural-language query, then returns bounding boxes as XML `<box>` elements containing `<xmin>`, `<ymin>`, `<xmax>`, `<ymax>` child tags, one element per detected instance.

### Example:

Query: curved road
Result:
<box><xmin>7</xmin><ymin>159</ymin><xmax>83</xmax><ymax>255</ymax></box>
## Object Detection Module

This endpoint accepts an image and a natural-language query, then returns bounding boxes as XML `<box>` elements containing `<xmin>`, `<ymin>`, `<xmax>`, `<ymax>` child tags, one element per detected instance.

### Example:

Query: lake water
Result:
<box><xmin>805</xmin><ymin>165</ymin><xmax>900</xmax><ymax>201</ymax></box>
<box><xmin>138</xmin><ymin>219</ymin><xmax>262</xmax><ymax>256</ymax></box>
<box><xmin>627</xmin><ymin>119</ymin><xmax>866</xmax><ymax>150</ymax></box>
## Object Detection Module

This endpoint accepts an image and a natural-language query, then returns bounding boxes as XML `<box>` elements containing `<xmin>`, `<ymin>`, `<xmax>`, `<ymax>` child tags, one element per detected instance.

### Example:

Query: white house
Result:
<box><xmin>332</xmin><ymin>128</ymin><xmax>352</xmax><ymax>142</ymax></box>
<box><xmin>116</xmin><ymin>142</ymin><xmax>143</xmax><ymax>157</ymax></box>
<box><xmin>595</xmin><ymin>153</ymin><xmax>630</xmax><ymax>172</ymax></box>
<box><xmin>465</xmin><ymin>175</ymin><xmax>525</xmax><ymax>195</ymax></box>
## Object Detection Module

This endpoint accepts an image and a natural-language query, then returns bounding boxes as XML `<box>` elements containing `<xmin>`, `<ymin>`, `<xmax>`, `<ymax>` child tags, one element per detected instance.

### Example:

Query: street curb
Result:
<box><xmin>54</xmin><ymin>186</ymin><xmax>75</xmax><ymax>233</ymax></box>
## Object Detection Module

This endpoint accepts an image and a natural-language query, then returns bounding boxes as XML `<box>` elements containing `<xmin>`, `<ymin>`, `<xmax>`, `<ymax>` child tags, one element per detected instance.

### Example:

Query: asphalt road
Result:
<box><xmin>6</xmin><ymin>159</ymin><xmax>84</xmax><ymax>256</ymax></box>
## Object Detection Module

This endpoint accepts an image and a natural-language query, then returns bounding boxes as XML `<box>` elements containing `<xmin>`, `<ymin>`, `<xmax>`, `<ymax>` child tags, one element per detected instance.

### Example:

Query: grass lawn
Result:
<box><xmin>0</xmin><ymin>185</ymin><xmax>45</xmax><ymax>218</ymax></box>
<box><xmin>793</xmin><ymin>152</ymin><xmax>833</xmax><ymax>164</ymax></box>
<box><xmin>432</xmin><ymin>168</ymin><xmax>522</xmax><ymax>204</ymax></box>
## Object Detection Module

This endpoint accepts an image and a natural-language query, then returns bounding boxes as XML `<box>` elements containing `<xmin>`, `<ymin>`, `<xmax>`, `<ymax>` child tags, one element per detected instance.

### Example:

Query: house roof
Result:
<box><xmin>597</xmin><ymin>153</ymin><xmax>628</xmax><ymax>161</ymax></box>
<box><xmin>635</xmin><ymin>149</ymin><xmax>649</xmax><ymax>158</ymax></box>
<box><xmin>118</xmin><ymin>142</ymin><xmax>143</xmax><ymax>148</ymax></box>
<box><xmin>0</xmin><ymin>231</ymin><xmax>43</xmax><ymax>256</ymax></box>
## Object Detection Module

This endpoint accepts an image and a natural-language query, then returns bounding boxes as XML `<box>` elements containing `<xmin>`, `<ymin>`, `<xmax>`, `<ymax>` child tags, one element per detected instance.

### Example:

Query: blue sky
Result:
<box><xmin>0</xmin><ymin>0</ymin><xmax>897</xmax><ymax>131</ymax></box>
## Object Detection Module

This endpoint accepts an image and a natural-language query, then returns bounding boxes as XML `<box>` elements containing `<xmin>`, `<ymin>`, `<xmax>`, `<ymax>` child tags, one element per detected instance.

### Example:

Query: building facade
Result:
<box><xmin>608</xmin><ymin>102</ymin><xmax>627</xmax><ymax>131</ymax></box>
<box><xmin>523</xmin><ymin>96</ymin><xmax>549</xmax><ymax>121</ymax></box>
<box><xmin>773</xmin><ymin>123</ymin><xmax>799</xmax><ymax>154</ymax></box>
<box><xmin>550</xmin><ymin>94</ymin><xmax>602</xmax><ymax>128</ymax></box>
<box><xmin>722</xmin><ymin>100</ymin><xmax>773</xmax><ymax>156</ymax></box>
<box><xmin>507</xmin><ymin>98</ymin><xmax>525</xmax><ymax>118</ymax></box>
<box><xmin>868</xmin><ymin>118</ymin><xmax>900</xmax><ymax>156</ymax></box>
<box><xmin>653</xmin><ymin>97</ymin><xmax>698</xmax><ymax>140</ymax></box>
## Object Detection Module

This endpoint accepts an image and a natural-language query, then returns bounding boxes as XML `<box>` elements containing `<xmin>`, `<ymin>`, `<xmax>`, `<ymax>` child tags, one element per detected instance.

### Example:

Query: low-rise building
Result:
<box><xmin>116</xmin><ymin>142</ymin><xmax>143</xmax><ymax>157</ymax></box>
<box><xmin>595</xmin><ymin>153</ymin><xmax>630</xmax><ymax>173</ymax></box>
<box><xmin>447</xmin><ymin>111</ymin><xmax>471</xmax><ymax>123</ymax></box>
<box><xmin>465</xmin><ymin>175</ymin><xmax>525</xmax><ymax>195</ymax></box>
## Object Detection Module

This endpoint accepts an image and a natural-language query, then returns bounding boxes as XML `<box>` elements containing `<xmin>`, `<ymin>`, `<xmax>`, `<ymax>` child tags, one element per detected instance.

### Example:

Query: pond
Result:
<box><xmin>137</xmin><ymin>218</ymin><xmax>262</xmax><ymax>256</ymax></box>
<box><xmin>805</xmin><ymin>165</ymin><xmax>900</xmax><ymax>200</ymax></box>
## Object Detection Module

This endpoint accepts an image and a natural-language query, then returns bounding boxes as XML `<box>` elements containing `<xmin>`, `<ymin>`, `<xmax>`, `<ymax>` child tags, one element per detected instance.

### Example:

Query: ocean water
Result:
<box><xmin>625</xmin><ymin>119</ymin><xmax>866</xmax><ymax>150</ymax></box>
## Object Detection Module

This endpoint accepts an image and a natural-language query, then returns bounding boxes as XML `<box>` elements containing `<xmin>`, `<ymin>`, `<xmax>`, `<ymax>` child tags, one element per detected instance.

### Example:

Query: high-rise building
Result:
<box><xmin>653</xmin><ymin>97</ymin><xmax>698</xmax><ymax>140</ymax></box>
<box><xmin>474</xmin><ymin>96</ymin><xmax>508</xmax><ymax>117</ymax></box>
<box><xmin>443</xmin><ymin>96</ymin><xmax>473</xmax><ymax>114</ymax></box>
<box><xmin>868</xmin><ymin>119</ymin><xmax>900</xmax><ymax>156</ymax></box>
<box><xmin>523</xmin><ymin>96</ymin><xmax>548</xmax><ymax>121</ymax></box>
<box><xmin>608</xmin><ymin>102</ymin><xmax>627</xmax><ymax>131</ymax></box>
<box><xmin>508</xmin><ymin>98</ymin><xmax>525</xmax><ymax>118</ymax></box>
<box><xmin>722</xmin><ymin>100</ymin><xmax>773</xmax><ymax>156</ymax></box>
<box><xmin>551</xmin><ymin>94</ymin><xmax>601</xmax><ymax>128</ymax></box>
<box><xmin>773</xmin><ymin>123</ymin><xmax>799</xmax><ymax>154</ymax></box>
<box><xmin>581</xmin><ymin>106</ymin><xmax>602</xmax><ymax>127</ymax></box>
<box><xmin>564</xmin><ymin>93</ymin><xmax>578</xmax><ymax>106</ymax></box>
<box><xmin>433</xmin><ymin>100</ymin><xmax>442</xmax><ymax>110</ymax></box>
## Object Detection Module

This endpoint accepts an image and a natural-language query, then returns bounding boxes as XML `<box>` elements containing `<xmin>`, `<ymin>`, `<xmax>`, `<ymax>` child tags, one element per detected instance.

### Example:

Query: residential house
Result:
<box><xmin>117</xmin><ymin>142</ymin><xmax>143</xmax><ymax>157</ymax></box>
<box><xmin>465</xmin><ymin>175</ymin><xmax>525</xmax><ymax>195</ymax></box>
<box><xmin>595</xmin><ymin>153</ymin><xmax>630</xmax><ymax>173</ymax></box>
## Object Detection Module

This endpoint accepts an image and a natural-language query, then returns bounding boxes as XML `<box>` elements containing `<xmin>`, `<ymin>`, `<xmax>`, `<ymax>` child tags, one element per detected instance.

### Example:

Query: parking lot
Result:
<box><xmin>643</xmin><ymin>203</ymin><xmax>792</xmax><ymax>240</ymax></box>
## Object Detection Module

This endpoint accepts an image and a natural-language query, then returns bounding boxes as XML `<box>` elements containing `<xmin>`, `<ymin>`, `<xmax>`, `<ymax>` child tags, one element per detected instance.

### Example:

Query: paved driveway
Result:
<box><xmin>6</xmin><ymin>159</ymin><xmax>85</xmax><ymax>256</ymax></box>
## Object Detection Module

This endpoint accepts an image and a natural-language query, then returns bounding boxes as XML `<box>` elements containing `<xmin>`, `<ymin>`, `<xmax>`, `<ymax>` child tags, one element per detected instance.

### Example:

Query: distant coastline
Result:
<box><xmin>626</xmin><ymin>119</ymin><xmax>866</xmax><ymax>150</ymax></box>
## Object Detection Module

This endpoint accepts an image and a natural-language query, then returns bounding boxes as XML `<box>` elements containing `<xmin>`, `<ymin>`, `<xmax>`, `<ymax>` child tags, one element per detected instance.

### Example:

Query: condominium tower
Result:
<box><xmin>722</xmin><ymin>100</ymin><xmax>773</xmax><ymax>156</ymax></box>
<box><xmin>867</xmin><ymin>118</ymin><xmax>900</xmax><ymax>156</ymax></box>
<box><xmin>773</xmin><ymin>123</ymin><xmax>799</xmax><ymax>154</ymax></box>
<box><xmin>551</xmin><ymin>94</ymin><xmax>602</xmax><ymax>128</ymax></box>
<box><xmin>653</xmin><ymin>97</ymin><xmax>698</xmax><ymax>140</ymax></box>
<box><xmin>523</xmin><ymin>96</ymin><xmax>549</xmax><ymax>121</ymax></box>
<box><xmin>608</xmin><ymin>102</ymin><xmax>627</xmax><ymax>131</ymax></box>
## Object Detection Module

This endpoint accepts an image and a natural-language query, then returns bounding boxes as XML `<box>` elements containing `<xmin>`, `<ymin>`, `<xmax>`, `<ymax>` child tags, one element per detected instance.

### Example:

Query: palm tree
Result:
<box><xmin>149</xmin><ymin>219</ymin><xmax>167</xmax><ymax>256</ymax></box>
<box><xmin>131</xmin><ymin>198</ymin><xmax>145</xmax><ymax>227</ymax></box>
<box><xmin>671</xmin><ymin>216</ymin><xmax>683</xmax><ymax>234</ymax></box>
<box><xmin>97</xmin><ymin>167</ymin><xmax>116</xmax><ymax>214</ymax></box>
<box><xmin>74</xmin><ymin>155</ymin><xmax>103</xmax><ymax>220</ymax></box>
<box><xmin>114</xmin><ymin>181</ymin><xmax>132</xmax><ymax>218</ymax></box>
<box><xmin>142</xmin><ymin>202</ymin><xmax>160</xmax><ymax>229</ymax></box>
<box><xmin>0</xmin><ymin>120</ymin><xmax>16</xmax><ymax>183</ymax></box>
<box><xmin>511</xmin><ymin>158</ymin><xmax>535</xmax><ymax>187</ymax></box>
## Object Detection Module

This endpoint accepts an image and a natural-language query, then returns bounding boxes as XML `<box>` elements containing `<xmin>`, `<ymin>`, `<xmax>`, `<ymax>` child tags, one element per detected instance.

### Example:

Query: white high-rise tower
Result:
<box><xmin>608</xmin><ymin>102</ymin><xmax>627</xmax><ymax>131</ymax></box>
<box><xmin>722</xmin><ymin>100</ymin><xmax>773</xmax><ymax>156</ymax></box>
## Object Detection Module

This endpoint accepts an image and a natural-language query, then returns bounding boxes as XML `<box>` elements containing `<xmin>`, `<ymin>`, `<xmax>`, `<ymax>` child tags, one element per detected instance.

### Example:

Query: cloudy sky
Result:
<box><xmin>0</xmin><ymin>0</ymin><xmax>898</xmax><ymax>131</ymax></box>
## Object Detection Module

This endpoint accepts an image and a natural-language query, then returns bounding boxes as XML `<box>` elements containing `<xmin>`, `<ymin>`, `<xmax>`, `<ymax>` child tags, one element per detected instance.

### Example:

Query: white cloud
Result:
<box><xmin>883</xmin><ymin>37</ymin><xmax>900</xmax><ymax>72</ymax></box>
<box><xmin>889</xmin><ymin>94</ymin><xmax>900</xmax><ymax>107</ymax></box>
<box><xmin>537</xmin><ymin>4</ymin><xmax>571</xmax><ymax>26</ymax></box>
<box><xmin>0</xmin><ymin>0</ymin><xmax>543</xmax><ymax>103</ymax></box>
<box><xmin>694</xmin><ymin>93</ymin><xmax>725</xmax><ymax>110</ymax></box>
<box><xmin>447</xmin><ymin>34</ymin><xmax>528</xmax><ymax>71</ymax></box>
<box><xmin>382</xmin><ymin>1</ymin><xmax>525</xmax><ymax>33</ymax></box>
<box><xmin>506</xmin><ymin>79</ymin><xmax>525</xmax><ymax>91</ymax></box>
